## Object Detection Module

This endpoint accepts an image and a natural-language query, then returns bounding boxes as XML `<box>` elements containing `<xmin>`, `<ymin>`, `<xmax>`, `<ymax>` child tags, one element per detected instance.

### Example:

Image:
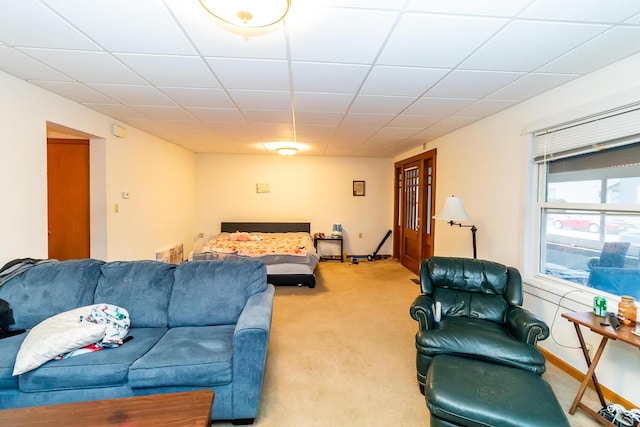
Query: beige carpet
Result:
<box><xmin>215</xmin><ymin>259</ymin><xmax>601</xmax><ymax>426</ymax></box>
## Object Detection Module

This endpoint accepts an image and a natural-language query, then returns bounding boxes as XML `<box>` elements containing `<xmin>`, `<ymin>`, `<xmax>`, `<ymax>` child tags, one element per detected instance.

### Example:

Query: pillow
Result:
<box><xmin>13</xmin><ymin>305</ymin><xmax>106</xmax><ymax>375</ymax></box>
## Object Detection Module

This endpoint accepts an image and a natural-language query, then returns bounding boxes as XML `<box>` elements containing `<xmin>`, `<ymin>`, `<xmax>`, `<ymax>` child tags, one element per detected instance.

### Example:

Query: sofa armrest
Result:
<box><xmin>410</xmin><ymin>294</ymin><xmax>436</xmax><ymax>330</ymax></box>
<box><xmin>232</xmin><ymin>284</ymin><xmax>275</xmax><ymax>421</ymax></box>
<box><xmin>506</xmin><ymin>306</ymin><xmax>550</xmax><ymax>345</ymax></box>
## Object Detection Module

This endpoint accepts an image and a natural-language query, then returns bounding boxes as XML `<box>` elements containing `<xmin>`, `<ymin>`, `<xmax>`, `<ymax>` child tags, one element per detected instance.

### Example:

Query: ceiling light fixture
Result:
<box><xmin>199</xmin><ymin>0</ymin><xmax>291</xmax><ymax>28</ymax></box>
<box><xmin>276</xmin><ymin>147</ymin><xmax>298</xmax><ymax>156</ymax></box>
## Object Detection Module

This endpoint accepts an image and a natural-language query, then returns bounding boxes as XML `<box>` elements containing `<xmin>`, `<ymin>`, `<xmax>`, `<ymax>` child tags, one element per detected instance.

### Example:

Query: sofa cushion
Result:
<box><xmin>0</xmin><ymin>259</ymin><xmax>104</xmax><ymax>330</ymax></box>
<box><xmin>96</xmin><ymin>261</ymin><xmax>176</xmax><ymax>328</ymax></box>
<box><xmin>169</xmin><ymin>260</ymin><xmax>267</xmax><ymax>327</ymax></box>
<box><xmin>128</xmin><ymin>326</ymin><xmax>234</xmax><ymax>388</ymax></box>
<box><xmin>0</xmin><ymin>332</ymin><xmax>27</xmax><ymax>389</ymax></box>
<box><xmin>416</xmin><ymin>316</ymin><xmax>546</xmax><ymax>374</ymax></box>
<box><xmin>18</xmin><ymin>327</ymin><xmax>167</xmax><ymax>392</ymax></box>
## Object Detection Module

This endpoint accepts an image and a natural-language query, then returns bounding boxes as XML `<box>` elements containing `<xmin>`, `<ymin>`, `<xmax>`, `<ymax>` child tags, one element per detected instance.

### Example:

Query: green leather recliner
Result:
<box><xmin>410</xmin><ymin>257</ymin><xmax>550</xmax><ymax>390</ymax></box>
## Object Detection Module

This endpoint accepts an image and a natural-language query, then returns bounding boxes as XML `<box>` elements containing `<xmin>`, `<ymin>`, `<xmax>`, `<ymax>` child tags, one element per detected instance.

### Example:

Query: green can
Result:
<box><xmin>593</xmin><ymin>296</ymin><xmax>607</xmax><ymax>317</ymax></box>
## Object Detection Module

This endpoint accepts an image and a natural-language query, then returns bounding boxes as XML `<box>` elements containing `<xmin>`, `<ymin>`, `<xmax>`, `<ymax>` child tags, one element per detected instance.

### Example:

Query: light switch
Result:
<box><xmin>256</xmin><ymin>183</ymin><xmax>270</xmax><ymax>193</ymax></box>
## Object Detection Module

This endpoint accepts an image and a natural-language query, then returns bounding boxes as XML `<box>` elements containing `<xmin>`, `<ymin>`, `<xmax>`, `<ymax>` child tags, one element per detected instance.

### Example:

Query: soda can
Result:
<box><xmin>593</xmin><ymin>296</ymin><xmax>607</xmax><ymax>317</ymax></box>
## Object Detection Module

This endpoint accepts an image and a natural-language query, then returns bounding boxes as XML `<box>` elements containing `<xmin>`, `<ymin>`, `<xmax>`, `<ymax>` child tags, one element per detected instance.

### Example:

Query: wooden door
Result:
<box><xmin>394</xmin><ymin>149</ymin><xmax>437</xmax><ymax>275</ymax></box>
<box><xmin>400</xmin><ymin>161</ymin><xmax>422</xmax><ymax>273</ymax></box>
<box><xmin>47</xmin><ymin>138</ymin><xmax>90</xmax><ymax>260</ymax></box>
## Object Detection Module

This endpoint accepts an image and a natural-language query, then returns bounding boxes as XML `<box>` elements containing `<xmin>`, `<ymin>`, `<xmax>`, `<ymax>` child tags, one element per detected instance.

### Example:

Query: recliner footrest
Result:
<box><xmin>425</xmin><ymin>355</ymin><xmax>570</xmax><ymax>427</ymax></box>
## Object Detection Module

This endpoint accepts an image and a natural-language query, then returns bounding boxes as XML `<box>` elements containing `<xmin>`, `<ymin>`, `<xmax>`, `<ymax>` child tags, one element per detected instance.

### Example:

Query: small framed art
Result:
<box><xmin>353</xmin><ymin>180</ymin><xmax>365</xmax><ymax>196</ymax></box>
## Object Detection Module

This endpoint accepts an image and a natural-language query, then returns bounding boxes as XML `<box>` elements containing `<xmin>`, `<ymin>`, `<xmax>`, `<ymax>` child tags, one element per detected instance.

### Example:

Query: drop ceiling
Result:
<box><xmin>1</xmin><ymin>0</ymin><xmax>640</xmax><ymax>157</ymax></box>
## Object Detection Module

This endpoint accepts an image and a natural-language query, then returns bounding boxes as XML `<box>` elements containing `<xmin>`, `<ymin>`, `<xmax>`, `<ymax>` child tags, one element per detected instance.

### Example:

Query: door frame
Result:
<box><xmin>393</xmin><ymin>149</ymin><xmax>437</xmax><ymax>274</ymax></box>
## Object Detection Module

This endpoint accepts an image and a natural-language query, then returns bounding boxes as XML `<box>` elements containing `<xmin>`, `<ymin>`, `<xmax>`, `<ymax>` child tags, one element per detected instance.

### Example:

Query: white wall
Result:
<box><xmin>395</xmin><ymin>53</ymin><xmax>640</xmax><ymax>405</ymax></box>
<box><xmin>194</xmin><ymin>154</ymin><xmax>394</xmax><ymax>257</ymax></box>
<box><xmin>0</xmin><ymin>71</ymin><xmax>196</xmax><ymax>265</ymax></box>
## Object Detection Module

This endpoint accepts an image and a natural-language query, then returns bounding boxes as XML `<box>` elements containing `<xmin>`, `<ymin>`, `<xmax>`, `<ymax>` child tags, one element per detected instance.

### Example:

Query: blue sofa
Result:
<box><xmin>0</xmin><ymin>258</ymin><xmax>274</xmax><ymax>425</ymax></box>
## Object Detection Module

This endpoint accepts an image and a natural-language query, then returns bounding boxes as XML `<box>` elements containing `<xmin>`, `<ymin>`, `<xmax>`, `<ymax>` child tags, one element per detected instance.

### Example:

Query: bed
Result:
<box><xmin>191</xmin><ymin>222</ymin><xmax>319</xmax><ymax>288</ymax></box>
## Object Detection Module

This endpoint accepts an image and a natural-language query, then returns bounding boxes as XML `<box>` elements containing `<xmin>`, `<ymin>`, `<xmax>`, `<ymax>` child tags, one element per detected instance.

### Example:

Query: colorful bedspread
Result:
<box><xmin>200</xmin><ymin>232</ymin><xmax>313</xmax><ymax>258</ymax></box>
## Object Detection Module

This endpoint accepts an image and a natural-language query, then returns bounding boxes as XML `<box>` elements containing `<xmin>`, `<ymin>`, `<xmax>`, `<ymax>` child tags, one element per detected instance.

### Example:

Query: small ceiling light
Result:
<box><xmin>276</xmin><ymin>147</ymin><xmax>298</xmax><ymax>156</ymax></box>
<box><xmin>200</xmin><ymin>0</ymin><xmax>291</xmax><ymax>28</ymax></box>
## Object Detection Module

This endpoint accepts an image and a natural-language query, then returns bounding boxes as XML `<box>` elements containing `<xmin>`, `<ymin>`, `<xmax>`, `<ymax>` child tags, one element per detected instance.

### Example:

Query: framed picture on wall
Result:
<box><xmin>353</xmin><ymin>180</ymin><xmax>365</xmax><ymax>196</ymax></box>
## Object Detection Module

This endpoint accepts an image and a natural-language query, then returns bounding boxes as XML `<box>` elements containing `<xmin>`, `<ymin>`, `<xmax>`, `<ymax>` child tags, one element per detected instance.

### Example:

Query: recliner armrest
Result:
<box><xmin>410</xmin><ymin>294</ymin><xmax>436</xmax><ymax>330</ymax></box>
<box><xmin>506</xmin><ymin>306</ymin><xmax>549</xmax><ymax>345</ymax></box>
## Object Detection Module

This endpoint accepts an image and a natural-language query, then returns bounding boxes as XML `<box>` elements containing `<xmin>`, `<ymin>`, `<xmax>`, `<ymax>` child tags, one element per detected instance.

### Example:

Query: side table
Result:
<box><xmin>314</xmin><ymin>236</ymin><xmax>343</xmax><ymax>262</ymax></box>
<box><xmin>561</xmin><ymin>311</ymin><xmax>640</xmax><ymax>425</ymax></box>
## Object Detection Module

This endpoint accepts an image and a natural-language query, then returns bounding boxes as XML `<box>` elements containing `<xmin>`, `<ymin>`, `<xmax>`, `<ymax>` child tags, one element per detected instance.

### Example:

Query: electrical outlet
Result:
<box><xmin>198</xmin><ymin>232</ymin><xmax>204</xmax><ymax>238</ymax></box>
<box><xmin>358</xmin><ymin>232</ymin><xmax>363</xmax><ymax>238</ymax></box>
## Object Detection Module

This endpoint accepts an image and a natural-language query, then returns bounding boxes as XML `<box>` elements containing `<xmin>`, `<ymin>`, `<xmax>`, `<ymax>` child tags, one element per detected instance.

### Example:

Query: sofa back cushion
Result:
<box><xmin>169</xmin><ymin>259</ymin><xmax>267</xmax><ymax>327</ymax></box>
<box><xmin>0</xmin><ymin>259</ymin><xmax>104</xmax><ymax>329</ymax></box>
<box><xmin>96</xmin><ymin>261</ymin><xmax>176</xmax><ymax>328</ymax></box>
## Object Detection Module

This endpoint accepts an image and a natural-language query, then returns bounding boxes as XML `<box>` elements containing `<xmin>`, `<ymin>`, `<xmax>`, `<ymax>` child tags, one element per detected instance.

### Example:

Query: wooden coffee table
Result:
<box><xmin>0</xmin><ymin>390</ymin><xmax>214</xmax><ymax>426</ymax></box>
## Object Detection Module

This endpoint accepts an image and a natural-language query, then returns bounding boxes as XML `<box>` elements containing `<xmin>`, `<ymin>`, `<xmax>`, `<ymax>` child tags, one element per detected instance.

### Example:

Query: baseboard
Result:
<box><xmin>541</xmin><ymin>347</ymin><xmax>636</xmax><ymax>409</ymax></box>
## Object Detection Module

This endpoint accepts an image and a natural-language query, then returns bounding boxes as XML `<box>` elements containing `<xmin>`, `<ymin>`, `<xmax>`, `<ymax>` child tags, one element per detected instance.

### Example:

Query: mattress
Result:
<box><xmin>192</xmin><ymin>232</ymin><xmax>320</xmax><ymax>272</ymax></box>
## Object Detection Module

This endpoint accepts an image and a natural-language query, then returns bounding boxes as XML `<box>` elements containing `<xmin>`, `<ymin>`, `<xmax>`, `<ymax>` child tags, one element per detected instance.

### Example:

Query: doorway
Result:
<box><xmin>394</xmin><ymin>149</ymin><xmax>437</xmax><ymax>274</ymax></box>
<box><xmin>47</xmin><ymin>138</ymin><xmax>90</xmax><ymax>260</ymax></box>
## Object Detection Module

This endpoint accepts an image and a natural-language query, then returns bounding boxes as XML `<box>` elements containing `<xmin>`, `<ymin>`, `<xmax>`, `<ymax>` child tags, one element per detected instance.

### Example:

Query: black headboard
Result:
<box><xmin>221</xmin><ymin>222</ymin><xmax>311</xmax><ymax>233</ymax></box>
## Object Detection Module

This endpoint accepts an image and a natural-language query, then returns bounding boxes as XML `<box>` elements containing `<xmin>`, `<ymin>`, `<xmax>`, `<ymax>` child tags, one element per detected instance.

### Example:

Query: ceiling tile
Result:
<box><xmin>340</xmin><ymin>113</ymin><xmax>395</xmax><ymax>128</ymax></box>
<box><xmin>360</xmin><ymin>66</ymin><xmax>449</xmax><ymax>96</ymax></box>
<box><xmin>228</xmin><ymin>90</ymin><xmax>291</xmax><ymax>110</ymax></box>
<box><xmin>129</xmin><ymin>105</ymin><xmax>194</xmax><ymax>120</ymax></box>
<box><xmin>82</xmin><ymin>104</ymin><xmax>148</xmax><ymax>121</ymax></box>
<box><xmin>387</xmin><ymin>114</ymin><xmax>442</xmax><ymax>128</ymax></box>
<box><xmin>287</xmin><ymin>7</ymin><xmax>398</xmax><ymax>63</ymax></box>
<box><xmin>207</xmin><ymin>58</ymin><xmax>289</xmax><ymax>90</ymax></box>
<box><xmin>243</xmin><ymin>110</ymin><xmax>292</xmax><ymax>124</ymax></box>
<box><xmin>292</xmin><ymin>62</ymin><xmax>370</xmax><ymax>94</ymax></box>
<box><xmin>185</xmin><ymin>108</ymin><xmax>246</xmax><ymax>123</ymax></box>
<box><xmin>406</xmin><ymin>0</ymin><xmax>532</xmax><ymax>16</ymax></box>
<box><xmin>519</xmin><ymin>0</ymin><xmax>640</xmax><ymax>23</ymax></box>
<box><xmin>117</xmin><ymin>54</ymin><xmax>220</xmax><ymax>88</ymax></box>
<box><xmin>539</xmin><ymin>26</ymin><xmax>640</xmax><ymax>74</ymax></box>
<box><xmin>403</xmin><ymin>97</ymin><xmax>475</xmax><ymax>116</ymax></box>
<box><xmin>31</xmin><ymin>81</ymin><xmax>114</xmax><ymax>103</ymax></box>
<box><xmin>294</xmin><ymin>92</ymin><xmax>354</xmax><ymax>113</ymax></box>
<box><xmin>0</xmin><ymin>0</ymin><xmax>99</xmax><ymax>50</ymax></box>
<box><xmin>460</xmin><ymin>20</ymin><xmax>609</xmax><ymax>71</ymax></box>
<box><xmin>378</xmin><ymin>13</ymin><xmax>507</xmax><ymax>67</ymax></box>
<box><xmin>0</xmin><ymin>46</ymin><xmax>72</xmax><ymax>81</ymax></box>
<box><xmin>426</xmin><ymin>70</ymin><xmax>525</xmax><ymax>98</ymax></box>
<box><xmin>375</xmin><ymin>126</ymin><xmax>423</xmax><ymax>138</ymax></box>
<box><xmin>455</xmin><ymin>99</ymin><xmax>520</xmax><ymax>117</ymax></box>
<box><xmin>350</xmin><ymin>95</ymin><xmax>416</xmax><ymax>114</ymax></box>
<box><xmin>18</xmin><ymin>48</ymin><xmax>146</xmax><ymax>84</ymax></box>
<box><xmin>295</xmin><ymin>112</ymin><xmax>344</xmax><ymax>126</ymax></box>
<box><xmin>487</xmin><ymin>73</ymin><xmax>579</xmax><ymax>100</ymax></box>
<box><xmin>160</xmin><ymin>88</ymin><xmax>234</xmax><ymax>108</ymax></box>
<box><xmin>44</xmin><ymin>0</ymin><xmax>197</xmax><ymax>54</ymax></box>
<box><xmin>88</xmin><ymin>84</ymin><xmax>175</xmax><ymax>106</ymax></box>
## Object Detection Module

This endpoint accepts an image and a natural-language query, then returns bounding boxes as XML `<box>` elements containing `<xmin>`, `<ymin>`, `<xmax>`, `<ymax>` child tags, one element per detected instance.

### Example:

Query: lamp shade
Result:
<box><xmin>200</xmin><ymin>0</ymin><xmax>291</xmax><ymax>28</ymax></box>
<box><xmin>433</xmin><ymin>196</ymin><xmax>471</xmax><ymax>221</ymax></box>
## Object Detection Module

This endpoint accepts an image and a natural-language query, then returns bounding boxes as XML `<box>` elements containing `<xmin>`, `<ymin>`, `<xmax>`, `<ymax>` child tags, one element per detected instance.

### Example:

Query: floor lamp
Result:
<box><xmin>433</xmin><ymin>196</ymin><xmax>478</xmax><ymax>259</ymax></box>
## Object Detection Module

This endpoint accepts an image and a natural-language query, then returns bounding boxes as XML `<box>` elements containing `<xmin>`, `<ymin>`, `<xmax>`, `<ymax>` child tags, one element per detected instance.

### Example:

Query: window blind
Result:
<box><xmin>533</xmin><ymin>104</ymin><xmax>640</xmax><ymax>163</ymax></box>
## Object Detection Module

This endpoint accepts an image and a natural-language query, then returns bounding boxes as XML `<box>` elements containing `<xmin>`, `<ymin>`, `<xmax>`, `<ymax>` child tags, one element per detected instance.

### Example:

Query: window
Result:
<box><xmin>533</xmin><ymin>106</ymin><xmax>640</xmax><ymax>300</ymax></box>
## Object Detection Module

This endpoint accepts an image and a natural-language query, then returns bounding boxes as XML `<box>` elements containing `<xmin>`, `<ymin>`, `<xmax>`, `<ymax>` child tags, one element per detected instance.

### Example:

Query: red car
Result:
<box><xmin>552</xmin><ymin>216</ymin><xmax>628</xmax><ymax>233</ymax></box>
